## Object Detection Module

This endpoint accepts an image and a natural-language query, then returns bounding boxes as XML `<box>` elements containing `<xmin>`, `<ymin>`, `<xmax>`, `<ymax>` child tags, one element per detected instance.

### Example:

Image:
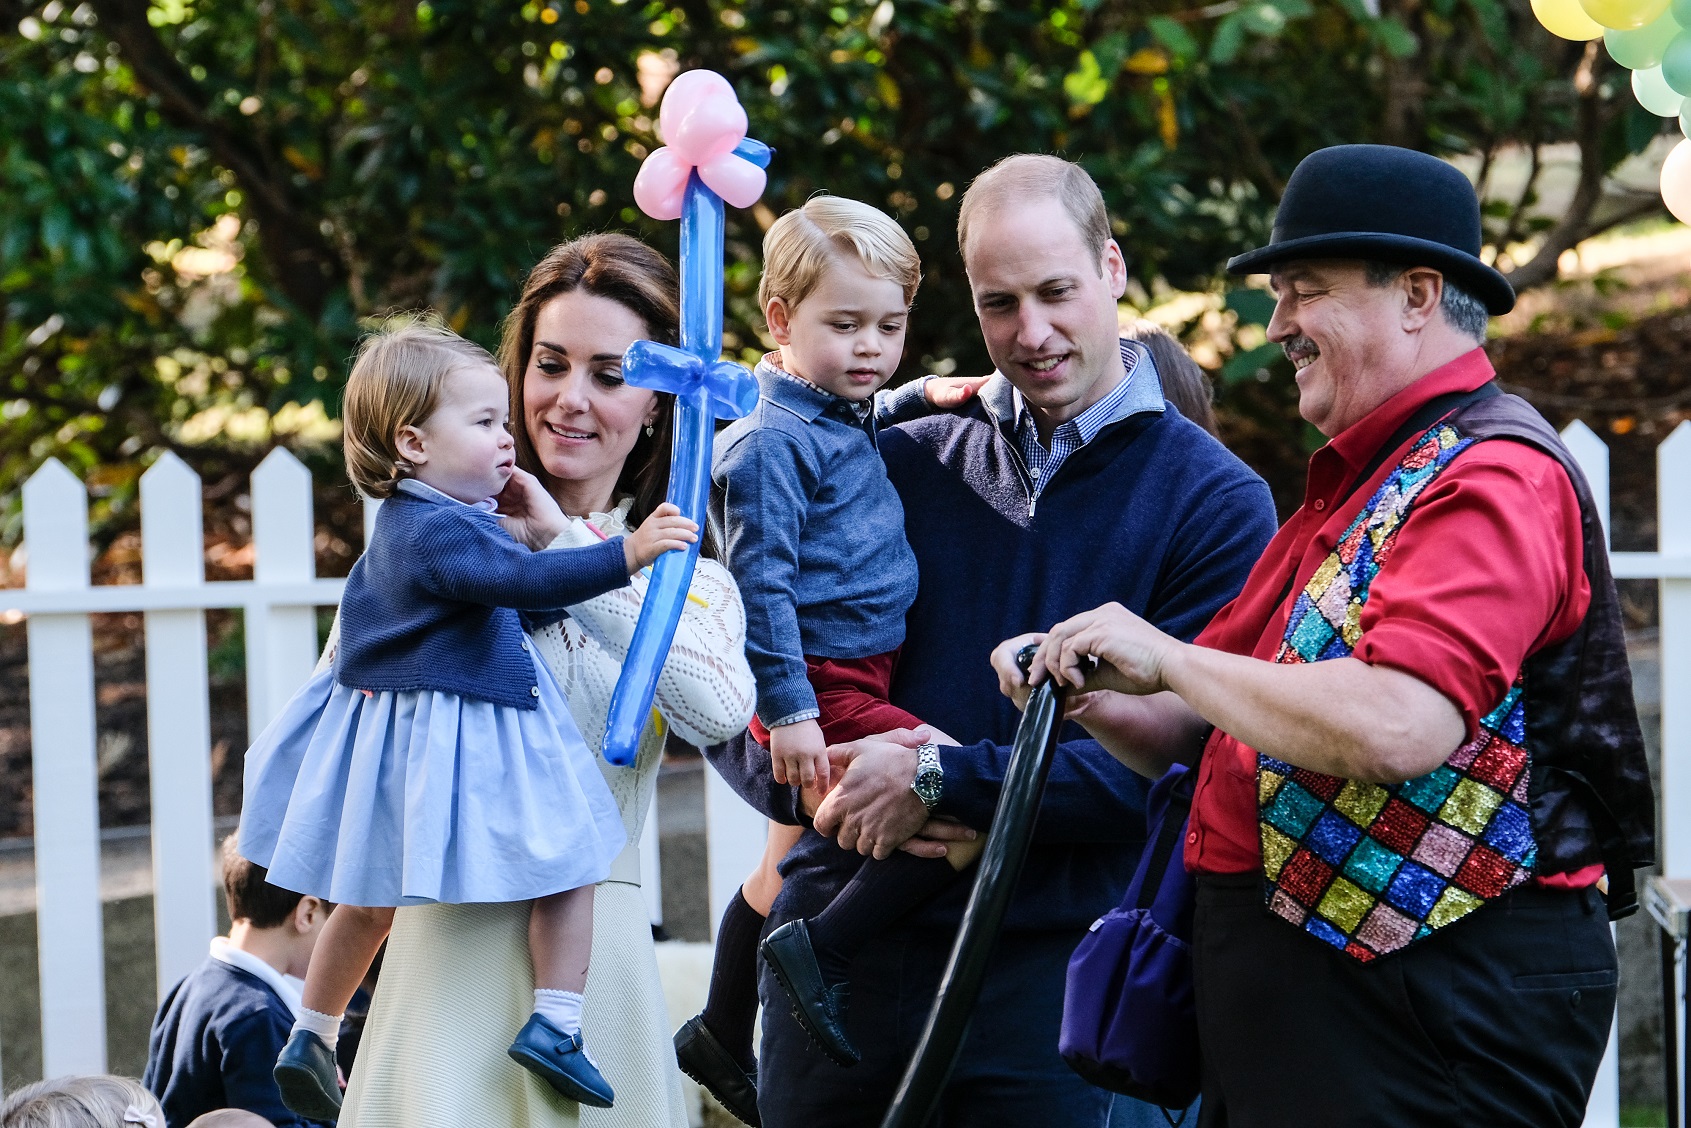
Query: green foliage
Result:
<box><xmin>0</xmin><ymin>0</ymin><xmax>1671</xmax><ymax>533</ymax></box>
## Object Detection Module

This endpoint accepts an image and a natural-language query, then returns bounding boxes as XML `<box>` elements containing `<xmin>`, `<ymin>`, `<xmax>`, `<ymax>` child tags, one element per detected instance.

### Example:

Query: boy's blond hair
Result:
<box><xmin>758</xmin><ymin>196</ymin><xmax>922</xmax><ymax>314</ymax></box>
<box><xmin>341</xmin><ymin>313</ymin><xmax>498</xmax><ymax>499</ymax></box>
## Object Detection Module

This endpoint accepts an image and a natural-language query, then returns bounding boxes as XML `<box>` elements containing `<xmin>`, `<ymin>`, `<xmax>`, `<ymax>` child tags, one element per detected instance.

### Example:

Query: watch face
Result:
<box><xmin>914</xmin><ymin>768</ymin><xmax>941</xmax><ymax>807</ymax></box>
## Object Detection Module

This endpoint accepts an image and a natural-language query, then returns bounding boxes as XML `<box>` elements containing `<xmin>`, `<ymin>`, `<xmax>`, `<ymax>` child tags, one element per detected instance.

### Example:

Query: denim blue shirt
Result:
<box><xmin>712</xmin><ymin>358</ymin><xmax>920</xmax><ymax>729</ymax></box>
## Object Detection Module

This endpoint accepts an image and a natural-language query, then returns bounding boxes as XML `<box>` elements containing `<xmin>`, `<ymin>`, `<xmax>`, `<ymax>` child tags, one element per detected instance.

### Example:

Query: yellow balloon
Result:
<box><xmin>1535</xmin><ymin>0</ymin><xmax>1605</xmax><ymax>38</ymax></box>
<box><xmin>1581</xmin><ymin>0</ymin><xmax>1672</xmax><ymax>30</ymax></box>
<box><xmin>1663</xmin><ymin>138</ymin><xmax>1691</xmax><ymax>224</ymax></box>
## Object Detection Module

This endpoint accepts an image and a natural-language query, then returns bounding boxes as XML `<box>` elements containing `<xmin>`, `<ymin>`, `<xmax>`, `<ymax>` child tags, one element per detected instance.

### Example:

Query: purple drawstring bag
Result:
<box><xmin>1059</xmin><ymin>761</ymin><xmax>1200</xmax><ymax>1110</ymax></box>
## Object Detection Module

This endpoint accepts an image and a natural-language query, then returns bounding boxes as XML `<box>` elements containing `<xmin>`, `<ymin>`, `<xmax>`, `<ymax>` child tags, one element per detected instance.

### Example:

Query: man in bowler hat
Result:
<box><xmin>995</xmin><ymin>144</ymin><xmax>1655</xmax><ymax>1126</ymax></box>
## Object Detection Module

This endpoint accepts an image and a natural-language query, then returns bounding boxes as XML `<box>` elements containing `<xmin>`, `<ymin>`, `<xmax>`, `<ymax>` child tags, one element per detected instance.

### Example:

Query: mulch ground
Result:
<box><xmin>0</xmin><ymin>305</ymin><xmax>1686</xmax><ymax>840</ymax></box>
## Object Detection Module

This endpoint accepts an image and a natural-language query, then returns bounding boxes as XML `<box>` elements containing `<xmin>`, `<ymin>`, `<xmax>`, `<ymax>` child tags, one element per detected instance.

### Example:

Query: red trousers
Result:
<box><xmin>748</xmin><ymin>649</ymin><xmax>925</xmax><ymax>747</ymax></box>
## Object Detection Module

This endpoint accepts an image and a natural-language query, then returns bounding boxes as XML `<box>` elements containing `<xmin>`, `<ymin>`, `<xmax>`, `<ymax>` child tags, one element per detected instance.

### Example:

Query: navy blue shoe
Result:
<box><xmin>274</xmin><ymin>1028</ymin><xmax>343</xmax><ymax>1120</ymax></box>
<box><xmin>761</xmin><ymin>919</ymin><xmax>860</xmax><ymax>1067</ymax></box>
<box><xmin>508</xmin><ymin>1012</ymin><xmax>616</xmax><ymax>1108</ymax></box>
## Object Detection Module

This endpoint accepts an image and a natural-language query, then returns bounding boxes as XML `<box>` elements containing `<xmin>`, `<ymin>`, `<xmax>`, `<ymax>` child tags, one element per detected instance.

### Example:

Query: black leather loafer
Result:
<box><xmin>674</xmin><ymin>1014</ymin><xmax>761</xmax><ymax>1126</ymax></box>
<box><xmin>760</xmin><ymin>919</ymin><xmax>861</xmax><ymax>1067</ymax></box>
<box><xmin>274</xmin><ymin>1028</ymin><xmax>343</xmax><ymax>1120</ymax></box>
<box><xmin>508</xmin><ymin>1012</ymin><xmax>616</xmax><ymax>1108</ymax></box>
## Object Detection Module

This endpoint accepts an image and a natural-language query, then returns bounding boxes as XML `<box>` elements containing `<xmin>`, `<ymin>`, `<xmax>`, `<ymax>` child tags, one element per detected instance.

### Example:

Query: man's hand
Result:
<box><xmin>989</xmin><ymin>632</ymin><xmax>1046</xmax><ymax>711</ymax></box>
<box><xmin>813</xmin><ymin>728</ymin><xmax>933</xmax><ymax>860</ymax></box>
<box><xmin>1032</xmin><ymin>601</ymin><xmax>1182</xmax><ymax>697</ymax></box>
<box><xmin>897</xmin><ymin>817</ymin><xmax>978</xmax><ymax>860</ymax></box>
<box><xmin>770</xmin><ymin>718</ymin><xmax>830</xmax><ymax>790</ymax></box>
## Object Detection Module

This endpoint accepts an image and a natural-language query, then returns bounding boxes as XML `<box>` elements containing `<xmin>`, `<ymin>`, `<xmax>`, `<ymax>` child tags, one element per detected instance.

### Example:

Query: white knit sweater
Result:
<box><xmin>336</xmin><ymin>501</ymin><xmax>755</xmax><ymax>1128</ymax></box>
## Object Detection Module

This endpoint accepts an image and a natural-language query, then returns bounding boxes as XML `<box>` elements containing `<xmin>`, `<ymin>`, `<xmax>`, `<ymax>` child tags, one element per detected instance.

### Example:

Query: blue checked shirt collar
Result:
<box><xmin>756</xmin><ymin>354</ymin><xmax>874</xmax><ymax>427</ymax></box>
<box><xmin>1011</xmin><ymin>338</ymin><xmax>1164</xmax><ymax>496</ymax></box>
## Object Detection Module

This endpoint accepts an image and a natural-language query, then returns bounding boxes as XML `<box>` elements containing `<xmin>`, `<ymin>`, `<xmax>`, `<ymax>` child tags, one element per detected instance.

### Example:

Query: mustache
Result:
<box><xmin>1282</xmin><ymin>336</ymin><xmax>1318</xmax><ymax>361</ymax></box>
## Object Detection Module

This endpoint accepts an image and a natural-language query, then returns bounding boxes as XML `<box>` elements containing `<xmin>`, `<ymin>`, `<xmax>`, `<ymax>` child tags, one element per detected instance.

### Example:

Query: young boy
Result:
<box><xmin>679</xmin><ymin>198</ymin><xmax>983</xmax><ymax>1118</ymax></box>
<box><xmin>144</xmin><ymin>836</ymin><xmax>333</xmax><ymax>1128</ymax></box>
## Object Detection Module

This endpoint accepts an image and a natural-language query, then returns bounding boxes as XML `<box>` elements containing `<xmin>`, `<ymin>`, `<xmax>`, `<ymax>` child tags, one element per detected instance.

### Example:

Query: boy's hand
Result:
<box><xmin>496</xmin><ymin>468</ymin><xmax>569</xmax><ymax>550</ymax></box>
<box><xmin>770</xmin><ymin>718</ymin><xmax>830</xmax><ymax>791</ymax></box>
<box><xmin>923</xmin><ymin>375</ymin><xmax>989</xmax><ymax>409</ymax></box>
<box><xmin>623</xmin><ymin>502</ymin><xmax>699</xmax><ymax>573</ymax></box>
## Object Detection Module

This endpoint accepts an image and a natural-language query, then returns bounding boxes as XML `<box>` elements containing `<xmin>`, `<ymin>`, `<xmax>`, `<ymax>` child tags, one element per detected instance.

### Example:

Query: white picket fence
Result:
<box><xmin>2</xmin><ymin>422</ymin><xmax>1688</xmax><ymax>1122</ymax></box>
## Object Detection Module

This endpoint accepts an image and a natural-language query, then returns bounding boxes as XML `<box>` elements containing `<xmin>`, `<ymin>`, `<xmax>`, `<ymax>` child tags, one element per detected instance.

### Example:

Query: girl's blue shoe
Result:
<box><xmin>507</xmin><ymin>1012</ymin><xmax>616</xmax><ymax>1108</ymax></box>
<box><xmin>274</xmin><ymin>1028</ymin><xmax>343</xmax><ymax>1119</ymax></box>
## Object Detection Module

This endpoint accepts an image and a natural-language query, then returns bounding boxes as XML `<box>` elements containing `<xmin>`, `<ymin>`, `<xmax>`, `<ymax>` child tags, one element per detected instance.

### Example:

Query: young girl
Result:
<box><xmin>238</xmin><ymin>318</ymin><xmax>697</xmax><ymax>1118</ymax></box>
<box><xmin>683</xmin><ymin>199</ymin><xmax>984</xmax><ymax>1110</ymax></box>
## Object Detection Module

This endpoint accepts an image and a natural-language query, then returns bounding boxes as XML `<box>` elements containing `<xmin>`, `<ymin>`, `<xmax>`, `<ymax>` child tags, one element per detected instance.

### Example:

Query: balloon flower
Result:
<box><xmin>600</xmin><ymin>70</ymin><xmax>770</xmax><ymax>767</ymax></box>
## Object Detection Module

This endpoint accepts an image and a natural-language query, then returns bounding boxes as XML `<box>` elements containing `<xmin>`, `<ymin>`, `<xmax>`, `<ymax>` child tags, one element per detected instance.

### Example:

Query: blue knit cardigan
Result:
<box><xmin>334</xmin><ymin>483</ymin><xmax>630</xmax><ymax>709</ymax></box>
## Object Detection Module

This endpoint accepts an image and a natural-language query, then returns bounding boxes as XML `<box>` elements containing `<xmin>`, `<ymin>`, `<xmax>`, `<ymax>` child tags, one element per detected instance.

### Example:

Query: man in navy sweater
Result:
<box><xmin>707</xmin><ymin>154</ymin><xmax>1279</xmax><ymax>1126</ymax></box>
<box><xmin>144</xmin><ymin>837</ymin><xmax>334</xmax><ymax>1128</ymax></box>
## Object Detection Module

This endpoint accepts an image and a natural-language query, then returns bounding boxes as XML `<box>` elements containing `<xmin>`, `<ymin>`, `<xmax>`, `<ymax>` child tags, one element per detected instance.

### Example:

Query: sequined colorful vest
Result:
<box><xmin>1257</xmin><ymin>390</ymin><xmax>1655</xmax><ymax>962</ymax></box>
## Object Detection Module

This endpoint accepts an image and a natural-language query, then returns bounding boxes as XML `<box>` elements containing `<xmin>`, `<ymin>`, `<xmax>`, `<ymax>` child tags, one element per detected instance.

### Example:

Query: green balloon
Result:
<box><xmin>1636</xmin><ymin>63</ymin><xmax>1688</xmax><ymax>113</ymax></box>
<box><xmin>1683</xmin><ymin>103</ymin><xmax>1691</xmax><ymax>135</ymax></box>
<box><xmin>1667</xmin><ymin>29</ymin><xmax>1691</xmax><ymax>91</ymax></box>
<box><xmin>1607</xmin><ymin>11</ymin><xmax>1683</xmax><ymax>67</ymax></box>
<box><xmin>1675</xmin><ymin>0</ymin><xmax>1691</xmax><ymax>23</ymax></box>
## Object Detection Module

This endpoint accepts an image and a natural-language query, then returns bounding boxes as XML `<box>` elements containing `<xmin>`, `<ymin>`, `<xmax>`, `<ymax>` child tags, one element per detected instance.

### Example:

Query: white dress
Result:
<box><xmin>337</xmin><ymin>501</ymin><xmax>757</xmax><ymax>1128</ymax></box>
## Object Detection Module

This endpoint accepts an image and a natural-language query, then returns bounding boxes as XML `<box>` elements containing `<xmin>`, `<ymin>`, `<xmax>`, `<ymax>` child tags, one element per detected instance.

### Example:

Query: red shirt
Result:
<box><xmin>1185</xmin><ymin>349</ymin><xmax>1594</xmax><ymax>880</ymax></box>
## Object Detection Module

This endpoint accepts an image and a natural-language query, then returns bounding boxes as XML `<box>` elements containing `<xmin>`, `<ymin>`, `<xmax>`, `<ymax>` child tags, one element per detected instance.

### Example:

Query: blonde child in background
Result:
<box><xmin>239</xmin><ymin>318</ymin><xmax>696</xmax><ymax>1118</ymax></box>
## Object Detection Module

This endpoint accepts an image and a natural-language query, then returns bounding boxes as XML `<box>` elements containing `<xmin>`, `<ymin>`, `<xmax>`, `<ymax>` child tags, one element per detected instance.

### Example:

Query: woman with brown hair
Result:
<box><xmin>334</xmin><ymin>234</ymin><xmax>757</xmax><ymax>1128</ymax></box>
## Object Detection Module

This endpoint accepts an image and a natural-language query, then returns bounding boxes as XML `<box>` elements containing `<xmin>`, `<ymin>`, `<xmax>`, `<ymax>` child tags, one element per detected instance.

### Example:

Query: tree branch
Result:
<box><xmin>82</xmin><ymin>0</ymin><xmax>341</xmax><ymax>317</ymax></box>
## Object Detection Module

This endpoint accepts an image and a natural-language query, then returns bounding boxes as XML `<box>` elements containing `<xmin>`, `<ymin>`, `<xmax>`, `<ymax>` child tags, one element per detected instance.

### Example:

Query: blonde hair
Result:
<box><xmin>957</xmin><ymin>154</ymin><xmax>1111</xmax><ymax>264</ymax></box>
<box><xmin>341</xmin><ymin>313</ymin><xmax>498</xmax><ymax>499</ymax></box>
<box><xmin>185</xmin><ymin>1112</ymin><xmax>274</xmax><ymax>1128</ymax></box>
<box><xmin>0</xmin><ymin>1075</ymin><xmax>163</xmax><ymax>1128</ymax></box>
<box><xmin>758</xmin><ymin>196</ymin><xmax>922</xmax><ymax>313</ymax></box>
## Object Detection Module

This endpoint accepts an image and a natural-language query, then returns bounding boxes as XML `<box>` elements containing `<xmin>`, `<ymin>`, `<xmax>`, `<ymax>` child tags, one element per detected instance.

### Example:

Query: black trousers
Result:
<box><xmin>1193</xmin><ymin>874</ymin><xmax>1616</xmax><ymax>1128</ymax></box>
<box><xmin>756</xmin><ymin>925</ymin><xmax>1117</xmax><ymax>1128</ymax></box>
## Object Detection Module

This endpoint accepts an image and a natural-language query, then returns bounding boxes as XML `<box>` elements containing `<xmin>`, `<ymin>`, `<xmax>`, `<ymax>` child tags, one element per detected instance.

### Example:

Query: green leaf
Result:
<box><xmin>1222</xmin><ymin>342</ymin><xmax>1284</xmax><ymax>384</ymax></box>
<box><xmin>1063</xmin><ymin>50</ymin><xmax>1111</xmax><ymax>106</ymax></box>
<box><xmin>1210</xmin><ymin>11</ymin><xmax>1246</xmax><ymax>64</ymax></box>
<box><xmin>1372</xmin><ymin>18</ymin><xmax>1419</xmax><ymax>58</ymax></box>
<box><xmin>1147</xmin><ymin>15</ymin><xmax>1198</xmax><ymax>63</ymax></box>
<box><xmin>1225</xmin><ymin>287</ymin><xmax>1278</xmax><ymax>325</ymax></box>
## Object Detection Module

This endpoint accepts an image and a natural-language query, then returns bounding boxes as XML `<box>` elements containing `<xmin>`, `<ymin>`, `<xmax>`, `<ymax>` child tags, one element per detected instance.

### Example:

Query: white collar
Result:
<box><xmin>396</xmin><ymin>477</ymin><xmax>499</xmax><ymax>512</ymax></box>
<box><xmin>210</xmin><ymin>936</ymin><xmax>306</xmax><ymax>1018</ymax></box>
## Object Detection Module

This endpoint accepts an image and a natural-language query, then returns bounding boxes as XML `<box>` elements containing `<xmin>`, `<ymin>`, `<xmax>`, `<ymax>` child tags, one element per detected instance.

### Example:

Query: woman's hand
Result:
<box><xmin>923</xmin><ymin>375</ymin><xmax>990</xmax><ymax>408</ymax></box>
<box><xmin>623</xmin><ymin>502</ymin><xmax>699</xmax><ymax>573</ymax></box>
<box><xmin>496</xmin><ymin>468</ymin><xmax>569</xmax><ymax>550</ymax></box>
<box><xmin>1033</xmin><ymin>601</ymin><xmax>1182</xmax><ymax>697</ymax></box>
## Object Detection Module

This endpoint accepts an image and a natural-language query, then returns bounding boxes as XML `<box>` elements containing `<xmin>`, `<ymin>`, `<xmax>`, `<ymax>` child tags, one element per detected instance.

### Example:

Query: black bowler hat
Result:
<box><xmin>1226</xmin><ymin>144</ymin><xmax>1515</xmax><ymax>315</ymax></box>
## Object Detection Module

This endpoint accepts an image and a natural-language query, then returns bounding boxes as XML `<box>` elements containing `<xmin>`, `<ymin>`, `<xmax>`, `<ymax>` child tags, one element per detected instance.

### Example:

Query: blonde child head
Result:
<box><xmin>758</xmin><ymin>196</ymin><xmax>921</xmax><ymax>315</ymax></box>
<box><xmin>342</xmin><ymin>313</ymin><xmax>500</xmax><ymax>499</ymax></box>
<box><xmin>0</xmin><ymin>1075</ymin><xmax>164</xmax><ymax>1128</ymax></box>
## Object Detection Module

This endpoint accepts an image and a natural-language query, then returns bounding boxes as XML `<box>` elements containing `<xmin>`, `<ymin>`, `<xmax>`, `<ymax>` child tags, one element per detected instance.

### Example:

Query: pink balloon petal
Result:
<box><xmin>671</xmin><ymin>94</ymin><xmax>747</xmax><ymax>164</ymax></box>
<box><xmin>699</xmin><ymin>153</ymin><xmax>766</xmax><ymax>209</ymax></box>
<box><xmin>634</xmin><ymin>147</ymin><xmax>691</xmax><ymax>221</ymax></box>
<box><xmin>658</xmin><ymin>69</ymin><xmax>734</xmax><ymax>144</ymax></box>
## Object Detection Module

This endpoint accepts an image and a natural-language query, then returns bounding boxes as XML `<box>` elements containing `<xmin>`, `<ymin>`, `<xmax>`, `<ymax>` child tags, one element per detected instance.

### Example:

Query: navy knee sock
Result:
<box><xmin>701</xmin><ymin>888</ymin><xmax>765</xmax><ymax>1072</ymax></box>
<box><xmin>805</xmin><ymin>852</ymin><xmax>958</xmax><ymax>985</ymax></box>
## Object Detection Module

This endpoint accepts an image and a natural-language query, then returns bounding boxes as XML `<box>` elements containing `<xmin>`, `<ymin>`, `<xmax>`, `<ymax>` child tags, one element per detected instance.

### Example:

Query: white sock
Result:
<box><xmin>292</xmin><ymin>1006</ymin><xmax>342</xmax><ymax>1052</ymax></box>
<box><xmin>534</xmin><ymin>988</ymin><xmax>584</xmax><ymax>1036</ymax></box>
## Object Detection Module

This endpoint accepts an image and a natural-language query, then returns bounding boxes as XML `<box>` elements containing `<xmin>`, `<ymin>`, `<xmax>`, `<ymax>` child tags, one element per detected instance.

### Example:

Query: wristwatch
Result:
<box><xmin>911</xmin><ymin>742</ymin><xmax>943</xmax><ymax>812</ymax></box>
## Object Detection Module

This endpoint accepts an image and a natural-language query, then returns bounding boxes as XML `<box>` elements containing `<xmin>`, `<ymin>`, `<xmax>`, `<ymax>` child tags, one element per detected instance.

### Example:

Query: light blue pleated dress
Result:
<box><xmin>242</xmin><ymin>653</ymin><xmax>626</xmax><ymax>906</ymax></box>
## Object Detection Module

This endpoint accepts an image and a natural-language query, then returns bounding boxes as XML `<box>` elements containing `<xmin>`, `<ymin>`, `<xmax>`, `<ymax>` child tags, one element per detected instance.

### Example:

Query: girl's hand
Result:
<box><xmin>496</xmin><ymin>468</ymin><xmax>569</xmax><ymax>550</ymax></box>
<box><xmin>770</xmin><ymin>718</ymin><xmax>830</xmax><ymax>790</ymax></box>
<box><xmin>623</xmin><ymin>502</ymin><xmax>699</xmax><ymax>573</ymax></box>
<box><xmin>1032</xmin><ymin>601</ymin><xmax>1181</xmax><ymax>697</ymax></box>
<box><xmin>923</xmin><ymin>375</ymin><xmax>989</xmax><ymax>408</ymax></box>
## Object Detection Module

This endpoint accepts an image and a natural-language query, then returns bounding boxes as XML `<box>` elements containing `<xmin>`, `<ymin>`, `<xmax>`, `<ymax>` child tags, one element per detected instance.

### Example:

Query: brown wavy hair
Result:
<box><xmin>498</xmin><ymin>234</ymin><xmax>682</xmax><ymax>533</ymax></box>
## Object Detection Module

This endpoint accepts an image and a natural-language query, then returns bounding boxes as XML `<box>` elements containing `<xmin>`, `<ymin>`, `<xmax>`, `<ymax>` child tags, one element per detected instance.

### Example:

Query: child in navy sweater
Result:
<box><xmin>681</xmin><ymin>200</ymin><xmax>983</xmax><ymax>1106</ymax></box>
<box><xmin>144</xmin><ymin>837</ymin><xmax>331</xmax><ymax>1128</ymax></box>
<box><xmin>239</xmin><ymin>317</ymin><xmax>696</xmax><ymax>1117</ymax></box>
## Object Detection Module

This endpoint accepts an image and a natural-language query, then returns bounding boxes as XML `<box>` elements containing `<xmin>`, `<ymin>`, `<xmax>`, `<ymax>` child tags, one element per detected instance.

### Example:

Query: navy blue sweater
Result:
<box><xmin>336</xmin><ymin>482</ymin><xmax>630</xmax><ymax>709</ymax></box>
<box><xmin>708</xmin><ymin>375</ymin><xmax>1278</xmax><ymax>933</ymax></box>
<box><xmin>143</xmin><ymin>957</ymin><xmax>330</xmax><ymax>1128</ymax></box>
